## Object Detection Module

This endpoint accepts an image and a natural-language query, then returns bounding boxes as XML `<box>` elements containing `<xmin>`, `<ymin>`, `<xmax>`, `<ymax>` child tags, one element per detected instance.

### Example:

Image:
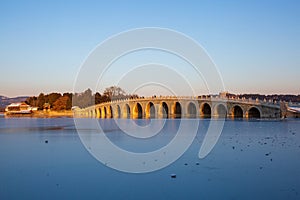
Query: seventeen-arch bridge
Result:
<box><xmin>74</xmin><ymin>95</ymin><xmax>281</xmax><ymax>119</ymax></box>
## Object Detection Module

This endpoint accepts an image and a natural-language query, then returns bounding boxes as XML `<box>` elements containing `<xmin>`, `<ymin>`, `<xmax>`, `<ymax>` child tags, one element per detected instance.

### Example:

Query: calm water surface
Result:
<box><xmin>0</xmin><ymin>118</ymin><xmax>300</xmax><ymax>200</ymax></box>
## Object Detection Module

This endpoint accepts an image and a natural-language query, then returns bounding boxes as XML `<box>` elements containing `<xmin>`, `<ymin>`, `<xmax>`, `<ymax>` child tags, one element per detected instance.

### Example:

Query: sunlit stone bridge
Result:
<box><xmin>74</xmin><ymin>94</ymin><xmax>282</xmax><ymax>119</ymax></box>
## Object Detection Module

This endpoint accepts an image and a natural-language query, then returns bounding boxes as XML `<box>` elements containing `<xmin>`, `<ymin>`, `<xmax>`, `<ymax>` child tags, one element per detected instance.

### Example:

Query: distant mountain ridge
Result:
<box><xmin>0</xmin><ymin>95</ymin><xmax>29</xmax><ymax>111</ymax></box>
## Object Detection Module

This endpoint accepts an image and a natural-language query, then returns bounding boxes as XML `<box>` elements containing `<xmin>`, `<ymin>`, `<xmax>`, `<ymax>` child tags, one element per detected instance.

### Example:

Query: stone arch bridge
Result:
<box><xmin>74</xmin><ymin>96</ymin><xmax>281</xmax><ymax>119</ymax></box>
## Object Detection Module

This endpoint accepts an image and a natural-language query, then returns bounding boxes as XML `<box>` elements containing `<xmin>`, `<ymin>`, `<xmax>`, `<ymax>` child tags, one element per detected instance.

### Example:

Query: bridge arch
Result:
<box><xmin>116</xmin><ymin>105</ymin><xmax>121</xmax><ymax>118</ymax></box>
<box><xmin>133</xmin><ymin>103</ymin><xmax>143</xmax><ymax>119</ymax></box>
<box><xmin>247</xmin><ymin>107</ymin><xmax>261</xmax><ymax>118</ymax></box>
<box><xmin>200</xmin><ymin>103</ymin><xmax>211</xmax><ymax>118</ymax></box>
<box><xmin>231</xmin><ymin>105</ymin><xmax>243</xmax><ymax>118</ymax></box>
<box><xmin>160</xmin><ymin>102</ymin><xmax>169</xmax><ymax>118</ymax></box>
<box><xmin>173</xmin><ymin>102</ymin><xmax>182</xmax><ymax>118</ymax></box>
<box><xmin>187</xmin><ymin>102</ymin><xmax>197</xmax><ymax>118</ymax></box>
<box><xmin>108</xmin><ymin>106</ymin><xmax>113</xmax><ymax>118</ymax></box>
<box><xmin>145</xmin><ymin>102</ymin><xmax>156</xmax><ymax>118</ymax></box>
<box><xmin>215</xmin><ymin>104</ymin><xmax>227</xmax><ymax>118</ymax></box>
<box><xmin>122</xmin><ymin>104</ymin><xmax>130</xmax><ymax>118</ymax></box>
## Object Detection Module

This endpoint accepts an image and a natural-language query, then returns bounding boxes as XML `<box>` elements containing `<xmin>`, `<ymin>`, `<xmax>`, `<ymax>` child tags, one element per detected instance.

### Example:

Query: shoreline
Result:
<box><xmin>1</xmin><ymin>110</ymin><xmax>299</xmax><ymax>119</ymax></box>
<box><xmin>3</xmin><ymin>110</ymin><xmax>74</xmax><ymax>118</ymax></box>
<box><xmin>32</xmin><ymin>110</ymin><xmax>74</xmax><ymax>118</ymax></box>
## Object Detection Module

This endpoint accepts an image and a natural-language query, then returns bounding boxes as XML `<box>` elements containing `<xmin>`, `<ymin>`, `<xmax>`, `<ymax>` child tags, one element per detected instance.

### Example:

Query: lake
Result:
<box><xmin>0</xmin><ymin>118</ymin><xmax>299</xmax><ymax>200</ymax></box>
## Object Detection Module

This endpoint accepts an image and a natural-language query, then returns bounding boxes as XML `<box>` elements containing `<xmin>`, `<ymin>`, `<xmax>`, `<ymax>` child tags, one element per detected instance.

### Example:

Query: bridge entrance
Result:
<box><xmin>133</xmin><ymin>103</ymin><xmax>143</xmax><ymax>119</ymax></box>
<box><xmin>216</xmin><ymin>104</ymin><xmax>227</xmax><ymax>118</ymax></box>
<box><xmin>174</xmin><ymin>102</ymin><xmax>181</xmax><ymax>118</ymax></box>
<box><xmin>201</xmin><ymin>103</ymin><xmax>211</xmax><ymax>118</ymax></box>
<box><xmin>232</xmin><ymin>105</ymin><xmax>243</xmax><ymax>118</ymax></box>
<box><xmin>188</xmin><ymin>102</ymin><xmax>197</xmax><ymax>118</ymax></box>
<box><xmin>248</xmin><ymin>107</ymin><xmax>261</xmax><ymax>118</ymax></box>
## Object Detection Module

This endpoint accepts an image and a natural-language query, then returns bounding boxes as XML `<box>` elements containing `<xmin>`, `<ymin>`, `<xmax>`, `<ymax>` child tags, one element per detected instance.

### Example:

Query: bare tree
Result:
<box><xmin>103</xmin><ymin>86</ymin><xmax>126</xmax><ymax>99</ymax></box>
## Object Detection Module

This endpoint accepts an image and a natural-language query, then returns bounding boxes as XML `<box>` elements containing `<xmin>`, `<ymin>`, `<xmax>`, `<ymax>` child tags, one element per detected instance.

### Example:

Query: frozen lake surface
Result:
<box><xmin>0</xmin><ymin>118</ymin><xmax>300</xmax><ymax>200</ymax></box>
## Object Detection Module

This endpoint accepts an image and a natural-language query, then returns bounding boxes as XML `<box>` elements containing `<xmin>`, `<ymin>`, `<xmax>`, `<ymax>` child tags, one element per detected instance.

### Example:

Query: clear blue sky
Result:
<box><xmin>0</xmin><ymin>0</ymin><xmax>299</xmax><ymax>97</ymax></box>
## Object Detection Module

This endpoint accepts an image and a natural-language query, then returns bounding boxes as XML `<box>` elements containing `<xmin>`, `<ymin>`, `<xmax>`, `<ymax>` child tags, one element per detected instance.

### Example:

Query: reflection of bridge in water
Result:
<box><xmin>75</xmin><ymin>95</ymin><xmax>282</xmax><ymax>119</ymax></box>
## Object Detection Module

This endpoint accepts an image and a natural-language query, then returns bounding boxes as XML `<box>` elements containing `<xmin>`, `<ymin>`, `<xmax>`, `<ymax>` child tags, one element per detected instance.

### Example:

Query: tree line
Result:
<box><xmin>25</xmin><ymin>88</ymin><xmax>300</xmax><ymax>111</ymax></box>
<box><xmin>225</xmin><ymin>93</ymin><xmax>300</xmax><ymax>102</ymax></box>
<box><xmin>25</xmin><ymin>86</ymin><xmax>138</xmax><ymax>110</ymax></box>
<box><xmin>26</xmin><ymin>92</ymin><xmax>72</xmax><ymax>110</ymax></box>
